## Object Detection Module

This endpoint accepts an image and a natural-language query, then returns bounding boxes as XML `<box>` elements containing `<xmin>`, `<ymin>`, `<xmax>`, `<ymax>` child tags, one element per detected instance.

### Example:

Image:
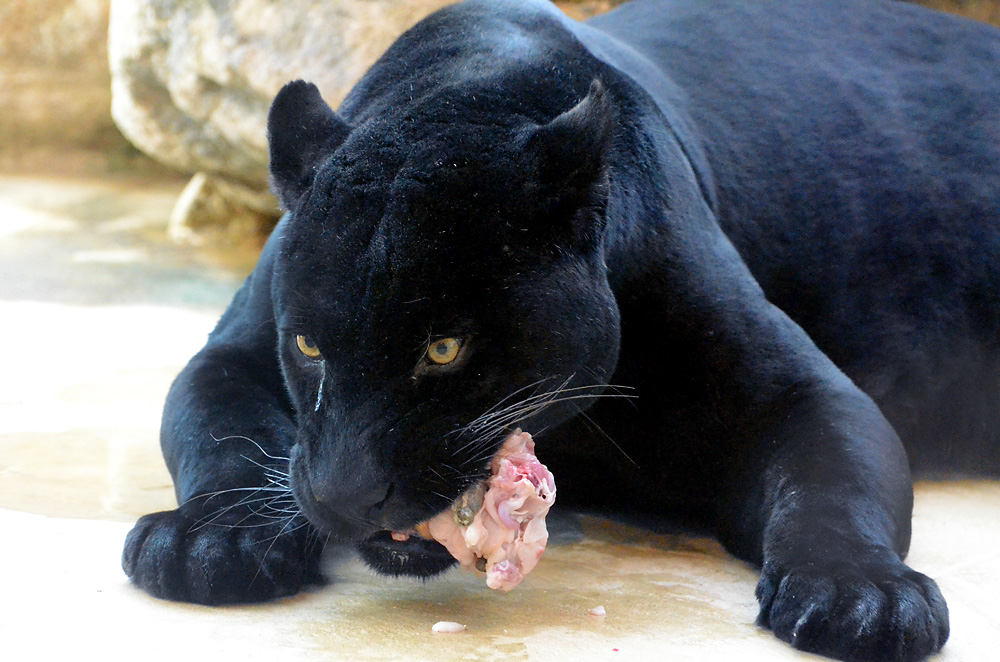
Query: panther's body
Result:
<box><xmin>123</xmin><ymin>2</ymin><xmax>1000</xmax><ymax>661</ymax></box>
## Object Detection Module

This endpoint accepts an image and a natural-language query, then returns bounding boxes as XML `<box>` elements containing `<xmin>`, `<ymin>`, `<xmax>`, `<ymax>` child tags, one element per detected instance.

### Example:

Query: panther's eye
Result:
<box><xmin>427</xmin><ymin>337</ymin><xmax>461</xmax><ymax>365</ymax></box>
<box><xmin>295</xmin><ymin>335</ymin><xmax>322</xmax><ymax>359</ymax></box>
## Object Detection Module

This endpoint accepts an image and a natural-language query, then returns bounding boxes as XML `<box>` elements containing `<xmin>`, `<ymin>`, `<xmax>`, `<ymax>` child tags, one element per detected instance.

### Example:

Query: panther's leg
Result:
<box><xmin>714</xmin><ymin>371</ymin><xmax>950</xmax><ymax>662</ymax></box>
<box><xmin>665</xmin><ymin>251</ymin><xmax>952</xmax><ymax>661</ymax></box>
<box><xmin>670</xmin><ymin>268</ymin><xmax>950</xmax><ymax>660</ymax></box>
<box><xmin>123</xmin><ymin>225</ymin><xmax>325</xmax><ymax>604</ymax></box>
<box><xmin>625</xmin><ymin>191</ymin><xmax>949</xmax><ymax>660</ymax></box>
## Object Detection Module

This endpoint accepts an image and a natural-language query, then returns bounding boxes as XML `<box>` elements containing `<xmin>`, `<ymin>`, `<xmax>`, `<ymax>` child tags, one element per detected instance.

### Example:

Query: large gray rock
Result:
<box><xmin>109</xmin><ymin>0</ymin><xmax>457</xmax><ymax>190</ymax></box>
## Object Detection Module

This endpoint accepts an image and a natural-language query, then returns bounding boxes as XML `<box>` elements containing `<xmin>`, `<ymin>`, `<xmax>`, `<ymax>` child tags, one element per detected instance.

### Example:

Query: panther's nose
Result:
<box><xmin>290</xmin><ymin>447</ymin><xmax>390</xmax><ymax>538</ymax></box>
<box><xmin>310</xmin><ymin>474</ymin><xmax>390</xmax><ymax>519</ymax></box>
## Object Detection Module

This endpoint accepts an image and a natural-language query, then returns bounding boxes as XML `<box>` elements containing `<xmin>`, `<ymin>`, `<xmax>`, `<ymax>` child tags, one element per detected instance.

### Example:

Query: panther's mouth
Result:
<box><xmin>361</xmin><ymin>430</ymin><xmax>556</xmax><ymax>591</ymax></box>
<box><xmin>352</xmin><ymin>483</ymin><xmax>481</xmax><ymax>577</ymax></box>
<box><xmin>356</xmin><ymin>430</ymin><xmax>555</xmax><ymax>591</ymax></box>
<box><xmin>356</xmin><ymin>529</ymin><xmax>458</xmax><ymax>578</ymax></box>
<box><xmin>354</xmin><ymin>483</ymin><xmax>484</xmax><ymax>577</ymax></box>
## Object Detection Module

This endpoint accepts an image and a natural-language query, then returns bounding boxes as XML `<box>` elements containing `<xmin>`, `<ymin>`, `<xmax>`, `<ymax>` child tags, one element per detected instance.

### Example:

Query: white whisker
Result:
<box><xmin>185</xmin><ymin>439</ymin><xmax>303</xmax><ymax>536</ymax></box>
<box><xmin>209</xmin><ymin>433</ymin><xmax>291</xmax><ymax>462</ymax></box>
<box><xmin>449</xmin><ymin>375</ymin><xmax>637</xmax><ymax>469</ymax></box>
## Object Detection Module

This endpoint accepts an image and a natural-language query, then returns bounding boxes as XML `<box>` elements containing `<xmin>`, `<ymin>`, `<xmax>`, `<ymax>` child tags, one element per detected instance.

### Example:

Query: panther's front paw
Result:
<box><xmin>122</xmin><ymin>507</ymin><xmax>325</xmax><ymax>605</ymax></box>
<box><xmin>756</xmin><ymin>557</ymin><xmax>949</xmax><ymax>662</ymax></box>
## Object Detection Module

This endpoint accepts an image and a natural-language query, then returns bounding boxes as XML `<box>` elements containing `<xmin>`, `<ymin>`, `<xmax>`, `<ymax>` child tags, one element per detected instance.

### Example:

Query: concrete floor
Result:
<box><xmin>1</xmin><ymin>174</ymin><xmax>998</xmax><ymax>661</ymax></box>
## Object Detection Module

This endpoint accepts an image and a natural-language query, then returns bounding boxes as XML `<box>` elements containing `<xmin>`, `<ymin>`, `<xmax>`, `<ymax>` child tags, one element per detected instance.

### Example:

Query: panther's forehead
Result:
<box><xmin>276</xmin><ymin>208</ymin><xmax>521</xmax><ymax>334</ymax></box>
<box><xmin>274</xmin><ymin>122</ymin><xmax>547</xmax><ymax>323</ymax></box>
<box><xmin>273</xmin><ymin>174</ymin><xmax>534</xmax><ymax>355</ymax></box>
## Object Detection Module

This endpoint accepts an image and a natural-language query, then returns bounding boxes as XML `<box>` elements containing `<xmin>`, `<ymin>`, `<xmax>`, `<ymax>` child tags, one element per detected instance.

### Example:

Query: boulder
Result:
<box><xmin>108</xmin><ymin>0</ymin><xmax>457</xmax><ymax>191</ymax></box>
<box><xmin>168</xmin><ymin>172</ymin><xmax>280</xmax><ymax>249</ymax></box>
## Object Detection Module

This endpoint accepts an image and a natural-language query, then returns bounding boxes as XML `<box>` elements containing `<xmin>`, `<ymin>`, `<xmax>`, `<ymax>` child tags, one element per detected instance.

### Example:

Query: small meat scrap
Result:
<box><xmin>431</xmin><ymin>621</ymin><xmax>467</xmax><ymax>634</ymax></box>
<box><xmin>419</xmin><ymin>430</ymin><xmax>556</xmax><ymax>591</ymax></box>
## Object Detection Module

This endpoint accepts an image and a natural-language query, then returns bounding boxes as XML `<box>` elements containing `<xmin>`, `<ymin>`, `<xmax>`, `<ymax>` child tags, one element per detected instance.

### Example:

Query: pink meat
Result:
<box><xmin>420</xmin><ymin>430</ymin><xmax>556</xmax><ymax>591</ymax></box>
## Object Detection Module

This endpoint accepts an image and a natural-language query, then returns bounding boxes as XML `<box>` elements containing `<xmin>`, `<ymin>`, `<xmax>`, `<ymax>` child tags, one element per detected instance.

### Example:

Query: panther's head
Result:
<box><xmin>267</xmin><ymin>79</ymin><xmax>620</xmax><ymax>576</ymax></box>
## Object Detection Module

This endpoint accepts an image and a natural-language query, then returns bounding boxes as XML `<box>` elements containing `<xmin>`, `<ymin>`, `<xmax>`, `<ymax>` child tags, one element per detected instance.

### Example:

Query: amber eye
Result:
<box><xmin>295</xmin><ymin>335</ymin><xmax>322</xmax><ymax>359</ymax></box>
<box><xmin>427</xmin><ymin>337</ymin><xmax>461</xmax><ymax>365</ymax></box>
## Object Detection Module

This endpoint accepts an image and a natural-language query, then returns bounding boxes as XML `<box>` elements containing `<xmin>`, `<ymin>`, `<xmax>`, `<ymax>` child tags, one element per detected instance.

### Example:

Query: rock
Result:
<box><xmin>108</xmin><ymin>0</ymin><xmax>458</xmax><ymax>190</ymax></box>
<box><xmin>168</xmin><ymin>172</ymin><xmax>280</xmax><ymax>249</ymax></box>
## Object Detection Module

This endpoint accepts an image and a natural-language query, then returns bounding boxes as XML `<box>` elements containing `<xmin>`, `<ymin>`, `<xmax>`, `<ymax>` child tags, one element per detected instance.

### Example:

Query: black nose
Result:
<box><xmin>315</xmin><ymin>475</ymin><xmax>389</xmax><ymax>518</ymax></box>
<box><xmin>290</xmin><ymin>449</ymin><xmax>390</xmax><ymax>538</ymax></box>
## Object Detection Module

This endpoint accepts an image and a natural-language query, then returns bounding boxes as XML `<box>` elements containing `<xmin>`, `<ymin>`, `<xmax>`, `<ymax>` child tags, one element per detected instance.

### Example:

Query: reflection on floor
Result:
<box><xmin>1</xmin><ymin>175</ymin><xmax>997</xmax><ymax>661</ymax></box>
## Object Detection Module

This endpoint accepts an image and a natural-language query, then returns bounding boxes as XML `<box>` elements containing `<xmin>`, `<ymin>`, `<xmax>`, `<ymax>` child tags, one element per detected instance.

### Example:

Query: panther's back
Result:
<box><xmin>588</xmin><ymin>0</ymin><xmax>1000</xmax><ymax>473</ymax></box>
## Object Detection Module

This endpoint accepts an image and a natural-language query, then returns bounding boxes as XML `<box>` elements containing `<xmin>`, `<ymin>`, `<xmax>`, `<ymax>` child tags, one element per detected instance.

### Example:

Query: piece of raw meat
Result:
<box><xmin>416</xmin><ymin>430</ymin><xmax>556</xmax><ymax>591</ymax></box>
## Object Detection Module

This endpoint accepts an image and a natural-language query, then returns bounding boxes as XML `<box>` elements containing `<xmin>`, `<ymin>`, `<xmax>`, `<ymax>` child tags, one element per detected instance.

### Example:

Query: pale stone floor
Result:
<box><xmin>1</xmin><ymin>174</ymin><xmax>997</xmax><ymax>661</ymax></box>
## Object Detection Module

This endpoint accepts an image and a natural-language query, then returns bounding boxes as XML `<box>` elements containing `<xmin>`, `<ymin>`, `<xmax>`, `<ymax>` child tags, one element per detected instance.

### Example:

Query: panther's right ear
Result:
<box><xmin>267</xmin><ymin>80</ymin><xmax>352</xmax><ymax>209</ymax></box>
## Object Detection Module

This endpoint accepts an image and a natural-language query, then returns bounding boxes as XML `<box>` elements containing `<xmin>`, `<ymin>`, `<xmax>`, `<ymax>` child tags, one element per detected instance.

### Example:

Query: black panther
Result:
<box><xmin>123</xmin><ymin>1</ymin><xmax>1000</xmax><ymax>660</ymax></box>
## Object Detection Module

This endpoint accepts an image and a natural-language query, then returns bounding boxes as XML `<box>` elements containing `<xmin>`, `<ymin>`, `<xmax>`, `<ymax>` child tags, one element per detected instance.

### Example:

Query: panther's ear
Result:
<box><xmin>267</xmin><ymin>80</ymin><xmax>352</xmax><ymax>209</ymax></box>
<box><xmin>527</xmin><ymin>79</ymin><xmax>616</xmax><ymax>247</ymax></box>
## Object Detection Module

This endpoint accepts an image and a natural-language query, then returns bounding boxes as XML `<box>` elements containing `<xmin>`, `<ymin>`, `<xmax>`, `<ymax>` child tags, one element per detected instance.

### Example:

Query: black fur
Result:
<box><xmin>124</xmin><ymin>1</ymin><xmax>1000</xmax><ymax>660</ymax></box>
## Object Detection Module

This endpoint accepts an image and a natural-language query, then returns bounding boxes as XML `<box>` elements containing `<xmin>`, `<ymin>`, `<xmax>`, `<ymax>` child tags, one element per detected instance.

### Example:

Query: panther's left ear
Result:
<box><xmin>267</xmin><ymin>80</ymin><xmax>352</xmax><ymax>209</ymax></box>
<box><xmin>527</xmin><ymin>79</ymin><xmax>616</xmax><ymax>247</ymax></box>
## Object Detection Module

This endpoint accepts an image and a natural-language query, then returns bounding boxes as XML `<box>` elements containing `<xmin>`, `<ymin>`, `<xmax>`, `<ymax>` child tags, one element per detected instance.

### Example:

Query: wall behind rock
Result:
<box><xmin>0</xmin><ymin>0</ymin><xmax>159</xmax><ymax>174</ymax></box>
<box><xmin>921</xmin><ymin>0</ymin><xmax>1000</xmax><ymax>24</ymax></box>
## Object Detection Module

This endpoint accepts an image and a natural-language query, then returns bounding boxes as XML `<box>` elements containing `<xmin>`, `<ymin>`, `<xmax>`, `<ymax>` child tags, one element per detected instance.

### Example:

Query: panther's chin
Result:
<box><xmin>356</xmin><ymin>530</ymin><xmax>458</xmax><ymax>578</ymax></box>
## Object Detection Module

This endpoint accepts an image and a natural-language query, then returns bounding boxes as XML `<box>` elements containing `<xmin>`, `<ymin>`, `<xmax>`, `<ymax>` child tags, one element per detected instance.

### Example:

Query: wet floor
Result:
<box><xmin>1</xmin><ymin>174</ymin><xmax>997</xmax><ymax>660</ymax></box>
